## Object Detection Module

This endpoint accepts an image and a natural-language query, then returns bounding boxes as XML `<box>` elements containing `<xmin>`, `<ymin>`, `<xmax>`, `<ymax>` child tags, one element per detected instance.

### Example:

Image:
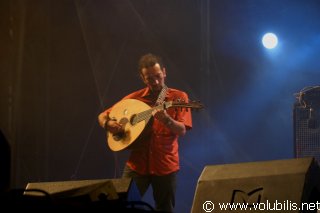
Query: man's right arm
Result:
<box><xmin>98</xmin><ymin>111</ymin><xmax>109</xmax><ymax>128</ymax></box>
<box><xmin>98</xmin><ymin>111</ymin><xmax>123</xmax><ymax>134</ymax></box>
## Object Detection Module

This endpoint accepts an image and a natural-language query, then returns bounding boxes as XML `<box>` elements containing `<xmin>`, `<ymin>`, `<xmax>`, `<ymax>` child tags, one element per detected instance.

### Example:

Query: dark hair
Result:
<box><xmin>138</xmin><ymin>53</ymin><xmax>164</xmax><ymax>74</ymax></box>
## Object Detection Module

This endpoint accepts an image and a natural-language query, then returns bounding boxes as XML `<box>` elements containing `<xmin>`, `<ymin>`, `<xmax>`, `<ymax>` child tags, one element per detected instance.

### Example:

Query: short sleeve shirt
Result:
<box><xmin>103</xmin><ymin>87</ymin><xmax>192</xmax><ymax>175</ymax></box>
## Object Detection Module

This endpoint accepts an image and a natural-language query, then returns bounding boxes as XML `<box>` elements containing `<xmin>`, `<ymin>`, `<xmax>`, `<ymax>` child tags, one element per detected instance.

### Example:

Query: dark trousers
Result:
<box><xmin>122</xmin><ymin>165</ymin><xmax>177</xmax><ymax>213</ymax></box>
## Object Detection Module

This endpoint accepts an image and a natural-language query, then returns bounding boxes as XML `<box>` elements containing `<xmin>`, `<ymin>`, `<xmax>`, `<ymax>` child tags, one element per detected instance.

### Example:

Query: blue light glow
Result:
<box><xmin>262</xmin><ymin>33</ymin><xmax>278</xmax><ymax>49</ymax></box>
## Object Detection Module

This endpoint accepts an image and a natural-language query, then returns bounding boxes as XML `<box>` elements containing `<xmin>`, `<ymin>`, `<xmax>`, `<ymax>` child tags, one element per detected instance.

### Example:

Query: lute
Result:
<box><xmin>106</xmin><ymin>98</ymin><xmax>203</xmax><ymax>151</ymax></box>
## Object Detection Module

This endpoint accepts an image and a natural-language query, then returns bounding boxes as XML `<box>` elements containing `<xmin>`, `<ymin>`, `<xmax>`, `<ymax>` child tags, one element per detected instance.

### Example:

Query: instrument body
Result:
<box><xmin>107</xmin><ymin>98</ymin><xmax>203</xmax><ymax>151</ymax></box>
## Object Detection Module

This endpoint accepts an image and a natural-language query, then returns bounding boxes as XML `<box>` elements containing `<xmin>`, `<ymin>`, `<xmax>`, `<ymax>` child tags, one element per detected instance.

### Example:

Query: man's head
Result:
<box><xmin>138</xmin><ymin>53</ymin><xmax>166</xmax><ymax>93</ymax></box>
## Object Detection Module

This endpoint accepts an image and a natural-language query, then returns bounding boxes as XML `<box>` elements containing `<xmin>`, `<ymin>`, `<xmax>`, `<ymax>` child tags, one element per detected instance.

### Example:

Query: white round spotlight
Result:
<box><xmin>262</xmin><ymin>33</ymin><xmax>278</xmax><ymax>49</ymax></box>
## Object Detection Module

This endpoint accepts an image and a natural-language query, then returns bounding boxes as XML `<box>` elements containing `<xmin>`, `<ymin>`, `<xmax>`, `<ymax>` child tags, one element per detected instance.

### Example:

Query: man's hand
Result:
<box><xmin>152</xmin><ymin>109</ymin><xmax>172</xmax><ymax>125</ymax></box>
<box><xmin>105</xmin><ymin>119</ymin><xmax>124</xmax><ymax>134</ymax></box>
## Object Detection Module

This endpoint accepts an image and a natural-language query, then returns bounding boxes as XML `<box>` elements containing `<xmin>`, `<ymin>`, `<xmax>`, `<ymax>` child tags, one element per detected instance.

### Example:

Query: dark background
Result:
<box><xmin>1</xmin><ymin>0</ymin><xmax>320</xmax><ymax>212</ymax></box>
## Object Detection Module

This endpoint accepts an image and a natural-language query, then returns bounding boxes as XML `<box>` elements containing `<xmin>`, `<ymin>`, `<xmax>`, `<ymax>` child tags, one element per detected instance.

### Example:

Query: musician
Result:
<box><xmin>98</xmin><ymin>53</ymin><xmax>192</xmax><ymax>212</ymax></box>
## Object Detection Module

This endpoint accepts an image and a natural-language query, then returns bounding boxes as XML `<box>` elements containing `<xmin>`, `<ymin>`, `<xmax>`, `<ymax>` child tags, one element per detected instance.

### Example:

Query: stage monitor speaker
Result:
<box><xmin>191</xmin><ymin>157</ymin><xmax>320</xmax><ymax>213</ymax></box>
<box><xmin>24</xmin><ymin>178</ymin><xmax>140</xmax><ymax>203</ymax></box>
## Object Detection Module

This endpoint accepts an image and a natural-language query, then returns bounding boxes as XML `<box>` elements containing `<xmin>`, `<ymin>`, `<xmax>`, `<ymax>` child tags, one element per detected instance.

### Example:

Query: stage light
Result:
<box><xmin>262</xmin><ymin>33</ymin><xmax>278</xmax><ymax>49</ymax></box>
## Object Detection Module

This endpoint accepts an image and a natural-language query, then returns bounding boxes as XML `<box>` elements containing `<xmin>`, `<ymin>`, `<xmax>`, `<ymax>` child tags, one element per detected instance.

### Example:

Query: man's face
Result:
<box><xmin>140</xmin><ymin>63</ymin><xmax>166</xmax><ymax>92</ymax></box>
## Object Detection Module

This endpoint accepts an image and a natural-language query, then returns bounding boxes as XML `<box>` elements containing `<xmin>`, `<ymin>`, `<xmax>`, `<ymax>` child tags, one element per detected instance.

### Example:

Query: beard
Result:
<box><xmin>149</xmin><ymin>84</ymin><xmax>163</xmax><ymax>93</ymax></box>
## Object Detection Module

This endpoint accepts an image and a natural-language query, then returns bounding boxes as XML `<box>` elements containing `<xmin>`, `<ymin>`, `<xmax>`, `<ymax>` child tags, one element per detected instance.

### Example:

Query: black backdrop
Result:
<box><xmin>1</xmin><ymin>0</ymin><xmax>320</xmax><ymax>212</ymax></box>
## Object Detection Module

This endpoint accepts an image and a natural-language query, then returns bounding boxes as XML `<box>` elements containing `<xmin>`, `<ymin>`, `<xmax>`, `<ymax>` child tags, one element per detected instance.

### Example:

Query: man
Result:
<box><xmin>98</xmin><ymin>53</ymin><xmax>192</xmax><ymax>212</ymax></box>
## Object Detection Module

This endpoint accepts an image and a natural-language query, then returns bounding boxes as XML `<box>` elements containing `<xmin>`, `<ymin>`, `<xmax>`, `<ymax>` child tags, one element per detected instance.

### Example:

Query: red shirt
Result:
<box><xmin>103</xmin><ymin>87</ymin><xmax>192</xmax><ymax>175</ymax></box>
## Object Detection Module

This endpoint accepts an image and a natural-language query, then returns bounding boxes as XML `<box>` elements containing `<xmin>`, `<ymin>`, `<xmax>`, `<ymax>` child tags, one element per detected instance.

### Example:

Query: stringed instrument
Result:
<box><xmin>106</xmin><ymin>98</ymin><xmax>203</xmax><ymax>151</ymax></box>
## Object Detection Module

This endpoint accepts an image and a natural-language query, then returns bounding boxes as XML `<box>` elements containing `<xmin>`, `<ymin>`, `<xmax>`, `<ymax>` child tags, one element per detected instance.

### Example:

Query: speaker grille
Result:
<box><xmin>294</xmin><ymin>103</ymin><xmax>320</xmax><ymax>164</ymax></box>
